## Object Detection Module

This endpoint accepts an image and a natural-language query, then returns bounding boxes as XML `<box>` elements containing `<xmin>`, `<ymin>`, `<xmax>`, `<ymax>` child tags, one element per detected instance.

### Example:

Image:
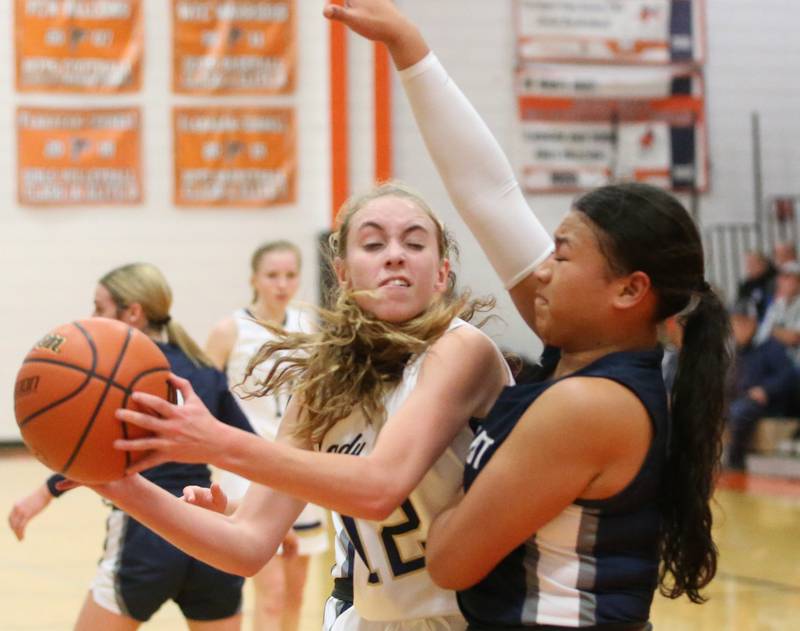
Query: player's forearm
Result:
<box><xmin>99</xmin><ymin>475</ymin><xmax>267</xmax><ymax>576</ymax></box>
<box><xmin>384</xmin><ymin>20</ymin><xmax>429</xmax><ymax>70</ymax></box>
<box><xmin>216</xmin><ymin>433</ymin><xmax>408</xmax><ymax>521</ymax></box>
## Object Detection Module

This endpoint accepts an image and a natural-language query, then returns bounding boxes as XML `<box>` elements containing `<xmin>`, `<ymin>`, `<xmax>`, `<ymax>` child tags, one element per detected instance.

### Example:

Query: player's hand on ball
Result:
<box><xmin>183</xmin><ymin>482</ymin><xmax>228</xmax><ymax>514</ymax></box>
<box><xmin>115</xmin><ymin>373</ymin><xmax>233</xmax><ymax>472</ymax></box>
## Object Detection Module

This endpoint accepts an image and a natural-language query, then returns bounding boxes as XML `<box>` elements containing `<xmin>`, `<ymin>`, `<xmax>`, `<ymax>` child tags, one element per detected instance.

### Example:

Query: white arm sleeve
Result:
<box><xmin>399</xmin><ymin>53</ymin><xmax>553</xmax><ymax>289</ymax></box>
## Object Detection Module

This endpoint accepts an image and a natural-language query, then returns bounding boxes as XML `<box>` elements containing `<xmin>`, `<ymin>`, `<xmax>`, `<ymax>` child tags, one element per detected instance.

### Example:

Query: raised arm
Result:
<box><xmin>118</xmin><ymin>326</ymin><xmax>508</xmax><ymax>520</ymax></box>
<box><xmin>325</xmin><ymin>0</ymin><xmax>553</xmax><ymax>330</ymax></box>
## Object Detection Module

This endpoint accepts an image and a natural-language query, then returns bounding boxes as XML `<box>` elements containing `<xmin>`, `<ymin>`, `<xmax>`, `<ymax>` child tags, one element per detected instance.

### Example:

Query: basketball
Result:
<box><xmin>13</xmin><ymin>317</ymin><xmax>174</xmax><ymax>484</ymax></box>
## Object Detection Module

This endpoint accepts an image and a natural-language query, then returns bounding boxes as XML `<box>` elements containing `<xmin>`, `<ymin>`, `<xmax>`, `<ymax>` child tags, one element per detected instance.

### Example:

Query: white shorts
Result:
<box><xmin>216</xmin><ymin>470</ymin><xmax>329</xmax><ymax>556</ymax></box>
<box><xmin>324</xmin><ymin>602</ymin><xmax>466</xmax><ymax>631</ymax></box>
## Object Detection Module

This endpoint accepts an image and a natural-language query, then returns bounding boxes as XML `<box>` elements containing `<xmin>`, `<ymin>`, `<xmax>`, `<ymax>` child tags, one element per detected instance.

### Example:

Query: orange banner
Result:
<box><xmin>173</xmin><ymin>0</ymin><xmax>295</xmax><ymax>94</ymax></box>
<box><xmin>18</xmin><ymin>108</ymin><xmax>142</xmax><ymax>206</ymax></box>
<box><xmin>15</xmin><ymin>0</ymin><xmax>142</xmax><ymax>93</ymax></box>
<box><xmin>174</xmin><ymin>107</ymin><xmax>295</xmax><ymax>207</ymax></box>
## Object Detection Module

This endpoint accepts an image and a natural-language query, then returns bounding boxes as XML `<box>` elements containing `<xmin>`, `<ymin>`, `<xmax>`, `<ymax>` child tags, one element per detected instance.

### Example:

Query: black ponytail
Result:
<box><xmin>660</xmin><ymin>288</ymin><xmax>731</xmax><ymax>602</ymax></box>
<box><xmin>575</xmin><ymin>182</ymin><xmax>731</xmax><ymax>603</ymax></box>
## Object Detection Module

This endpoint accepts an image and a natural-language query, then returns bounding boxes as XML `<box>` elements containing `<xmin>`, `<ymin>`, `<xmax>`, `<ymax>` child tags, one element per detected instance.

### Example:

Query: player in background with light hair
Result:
<box><xmin>8</xmin><ymin>262</ymin><xmax>255</xmax><ymax>631</ymax></box>
<box><xmin>82</xmin><ymin>180</ymin><xmax>551</xmax><ymax>630</ymax></box>
<box><xmin>205</xmin><ymin>240</ymin><xmax>328</xmax><ymax>631</ymax></box>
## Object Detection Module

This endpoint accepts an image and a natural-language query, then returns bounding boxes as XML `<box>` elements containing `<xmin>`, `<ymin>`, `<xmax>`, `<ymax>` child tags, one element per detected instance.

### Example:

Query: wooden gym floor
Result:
<box><xmin>1</xmin><ymin>448</ymin><xmax>799</xmax><ymax>630</ymax></box>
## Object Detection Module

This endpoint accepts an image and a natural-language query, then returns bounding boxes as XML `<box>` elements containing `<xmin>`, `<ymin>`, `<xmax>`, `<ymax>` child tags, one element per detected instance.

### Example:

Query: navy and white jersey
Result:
<box><xmin>47</xmin><ymin>342</ymin><xmax>255</xmax><ymax>497</ymax></box>
<box><xmin>459</xmin><ymin>348</ymin><xmax>668</xmax><ymax>629</ymax></box>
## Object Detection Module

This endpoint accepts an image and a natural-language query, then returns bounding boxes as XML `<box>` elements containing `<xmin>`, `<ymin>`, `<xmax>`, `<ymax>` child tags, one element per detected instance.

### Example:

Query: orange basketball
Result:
<box><xmin>14</xmin><ymin>318</ymin><xmax>174</xmax><ymax>484</ymax></box>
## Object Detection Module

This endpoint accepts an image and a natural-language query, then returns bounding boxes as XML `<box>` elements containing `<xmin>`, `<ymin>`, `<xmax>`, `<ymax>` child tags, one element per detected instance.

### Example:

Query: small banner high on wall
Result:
<box><xmin>15</xmin><ymin>0</ymin><xmax>143</xmax><ymax>93</ymax></box>
<box><xmin>173</xmin><ymin>107</ymin><xmax>295</xmax><ymax>207</ymax></box>
<box><xmin>17</xmin><ymin>107</ymin><xmax>142</xmax><ymax>206</ymax></box>
<box><xmin>173</xmin><ymin>0</ymin><xmax>295</xmax><ymax>94</ymax></box>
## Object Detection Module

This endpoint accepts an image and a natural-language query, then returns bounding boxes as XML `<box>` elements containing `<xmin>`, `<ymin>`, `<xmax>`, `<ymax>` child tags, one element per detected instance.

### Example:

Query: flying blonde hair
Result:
<box><xmin>244</xmin><ymin>182</ymin><xmax>493</xmax><ymax>444</ymax></box>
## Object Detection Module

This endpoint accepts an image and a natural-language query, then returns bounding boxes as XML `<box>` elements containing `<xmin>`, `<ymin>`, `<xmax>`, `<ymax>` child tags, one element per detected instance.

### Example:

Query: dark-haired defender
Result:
<box><xmin>325</xmin><ymin>2</ymin><xmax>731</xmax><ymax>629</ymax></box>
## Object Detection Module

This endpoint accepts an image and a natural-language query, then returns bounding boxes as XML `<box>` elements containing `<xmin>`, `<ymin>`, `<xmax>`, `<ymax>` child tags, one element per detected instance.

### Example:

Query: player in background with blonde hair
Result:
<box><xmin>205</xmin><ymin>241</ymin><xmax>328</xmax><ymax>631</ymax></box>
<box><xmin>8</xmin><ymin>262</ymin><xmax>255</xmax><ymax>631</ymax></box>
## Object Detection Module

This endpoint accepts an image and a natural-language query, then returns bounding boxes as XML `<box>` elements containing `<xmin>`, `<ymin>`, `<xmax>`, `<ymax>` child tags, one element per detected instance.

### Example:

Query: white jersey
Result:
<box><xmin>218</xmin><ymin>306</ymin><xmax>328</xmax><ymax>555</ymax></box>
<box><xmin>226</xmin><ymin>306</ymin><xmax>310</xmax><ymax>440</ymax></box>
<box><xmin>319</xmin><ymin>319</ymin><xmax>513</xmax><ymax>623</ymax></box>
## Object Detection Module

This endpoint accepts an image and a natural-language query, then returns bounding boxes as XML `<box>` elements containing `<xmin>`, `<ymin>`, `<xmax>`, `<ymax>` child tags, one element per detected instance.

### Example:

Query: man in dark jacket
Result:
<box><xmin>727</xmin><ymin>299</ymin><xmax>799</xmax><ymax>469</ymax></box>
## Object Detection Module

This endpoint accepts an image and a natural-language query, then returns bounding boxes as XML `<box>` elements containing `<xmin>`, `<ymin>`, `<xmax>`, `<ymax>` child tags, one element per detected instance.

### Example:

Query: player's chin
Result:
<box><xmin>372</xmin><ymin>303</ymin><xmax>425</xmax><ymax>324</ymax></box>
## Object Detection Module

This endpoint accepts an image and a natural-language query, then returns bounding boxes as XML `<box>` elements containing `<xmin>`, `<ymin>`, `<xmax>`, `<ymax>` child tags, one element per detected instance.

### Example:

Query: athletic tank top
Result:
<box><xmin>459</xmin><ymin>348</ymin><xmax>669</xmax><ymax>628</ymax></box>
<box><xmin>225</xmin><ymin>306</ymin><xmax>310</xmax><ymax>441</ymax></box>
<box><xmin>319</xmin><ymin>319</ymin><xmax>513</xmax><ymax>622</ymax></box>
<box><xmin>220</xmin><ymin>306</ymin><xmax>328</xmax><ymax>544</ymax></box>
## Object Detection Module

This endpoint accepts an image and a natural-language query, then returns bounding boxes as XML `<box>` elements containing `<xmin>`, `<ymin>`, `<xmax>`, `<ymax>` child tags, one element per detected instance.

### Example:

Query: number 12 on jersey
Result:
<box><xmin>341</xmin><ymin>499</ymin><xmax>425</xmax><ymax>584</ymax></box>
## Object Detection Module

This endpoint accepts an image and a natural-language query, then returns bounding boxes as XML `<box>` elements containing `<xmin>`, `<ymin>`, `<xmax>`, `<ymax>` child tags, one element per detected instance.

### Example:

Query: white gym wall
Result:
<box><xmin>2</xmin><ymin>0</ymin><xmax>799</xmax><ymax>439</ymax></box>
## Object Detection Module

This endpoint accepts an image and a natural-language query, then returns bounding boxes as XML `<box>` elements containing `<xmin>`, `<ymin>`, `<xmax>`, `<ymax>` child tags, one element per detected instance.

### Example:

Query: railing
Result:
<box><xmin>704</xmin><ymin>196</ymin><xmax>799</xmax><ymax>301</ymax></box>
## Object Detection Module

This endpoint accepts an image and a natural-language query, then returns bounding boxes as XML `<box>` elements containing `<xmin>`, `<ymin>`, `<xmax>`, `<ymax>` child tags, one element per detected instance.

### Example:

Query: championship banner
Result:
<box><xmin>15</xmin><ymin>0</ymin><xmax>142</xmax><ymax>92</ymax></box>
<box><xmin>173</xmin><ymin>0</ymin><xmax>295</xmax><ymax>94</ymax></box>
<box><xmin>174</xmin><ymin>107</ymin><xmax>295</xmax><ymax>207</ymax></box>
<box><xmin>17</xmin><ymin>107</ymin><xmax>142</xmax><ymax>206</ymax></box>
<box><xmin>516</xmin><ymin>0</ymin><xmax>704</xmax><ymax>64</ymax></box>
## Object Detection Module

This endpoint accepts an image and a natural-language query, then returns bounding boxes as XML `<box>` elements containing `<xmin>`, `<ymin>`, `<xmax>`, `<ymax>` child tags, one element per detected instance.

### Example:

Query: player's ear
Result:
<box><xmin>333</xmin><ymin>257</ymin><xmax>349</xmax><ymax>287</ymax></box>
<box><xmin>126</xmin><ymin>302</ymin><xmax>145</xmax><ymax>327</ymax></box>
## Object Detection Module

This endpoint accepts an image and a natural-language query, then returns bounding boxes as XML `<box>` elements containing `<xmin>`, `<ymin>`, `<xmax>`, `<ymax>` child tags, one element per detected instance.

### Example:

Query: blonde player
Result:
<box><xmin>89</xmin><ymin>181</ymin><xmax>552</xmax><ymax>629</ymax></box>
<box><xmin>205</xmin><ymin>240</ymin><xmax>327</xmax><ymax>631</ymax></box>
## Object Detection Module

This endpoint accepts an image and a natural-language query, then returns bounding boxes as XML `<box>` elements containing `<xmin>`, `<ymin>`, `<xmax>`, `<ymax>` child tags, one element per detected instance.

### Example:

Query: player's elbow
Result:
<box><xmin>236</xmin><ymin>549</ymin><xmax>275</xmax><ymax>577</ymax></box>
<box><xmin>232</xmin><ymin>536</ymin><xmax>281</xmax><ymax>577</ymax></box>
<box><xmin>370</xmin><ymin>478</ymin><xmax>415</xmax><ymax>520</ymax></box>
<box><xmin>427</xmin><ymin>549</ymin><xmax>480</xmax><ymax>591</ymax></box>
<box><xmin>361</xmin><ymin>492</ymin><xmax>405</xmax><ymax>521</ymax></box>
<box><xmin>237</xmin><ymin>561</ymin><xmax>262</xmax><ymax>578</ymax></box>
<box><xmin>347</xmin><ymin>472</ymin><xmax>412</xmax><ymax>520</ymax></box>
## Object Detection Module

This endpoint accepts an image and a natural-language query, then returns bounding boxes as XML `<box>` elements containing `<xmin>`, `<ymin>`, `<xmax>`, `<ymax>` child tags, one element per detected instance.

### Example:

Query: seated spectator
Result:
<box><xmin>773</xmin><ymin>240</ymin><xmax>798</xmax><ymax>267</ymax></box>
<box><xmin>755</xmin><ymin>261</ymin><xmax>800</xmax><ymax>364</ymax></box>
<box><xmin>726</xmin><ymin>299</ymin><xmax>799</xmax><ymax>470</ymax></box>
<box><xmin>736</xmin><ymin>250</ymin><xmax>776</xmax><ymax>321</ymax></box>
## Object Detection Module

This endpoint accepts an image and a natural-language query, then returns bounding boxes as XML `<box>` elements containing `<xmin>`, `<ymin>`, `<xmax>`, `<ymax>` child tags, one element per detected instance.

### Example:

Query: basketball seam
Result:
<box><xmin>18</xmin><ymin>363</ymin><xmax>170</xmax><ymax>427</ymax></box>
<box><xmin>18</xmin><ymin>323</ymin><xmax>99</xmax><ymax>429</ymax></box>
<box><xmin>120</xmin><ymin>366</ymin><xmax>172</xmax><ymax>468</ymax></box>
<box><xmin>61</xmin><ymin>325</ymin><xmax>134</xmax><ymax>477</ymax></box>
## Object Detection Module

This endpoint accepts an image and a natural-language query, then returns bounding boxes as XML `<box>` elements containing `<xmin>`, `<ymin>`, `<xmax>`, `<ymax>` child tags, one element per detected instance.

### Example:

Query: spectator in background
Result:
<box><xmin>736</xmin><ymin>250</ymin><xmax>776</xmax><ymax>322</ymax></box>
<box><xmin>726</xmin><ymin>299</ymin><xmax>799</xmax><ymax>470</ymax></box>
<box><xmin>773</xmin><ymin>241</ymin><xmax>798</xmax><ymax>268</ymax></box>
<box><xmin>755</xmin><ymin>261</ymin><xmax>800</xmax><ymax>365</ymax></box>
